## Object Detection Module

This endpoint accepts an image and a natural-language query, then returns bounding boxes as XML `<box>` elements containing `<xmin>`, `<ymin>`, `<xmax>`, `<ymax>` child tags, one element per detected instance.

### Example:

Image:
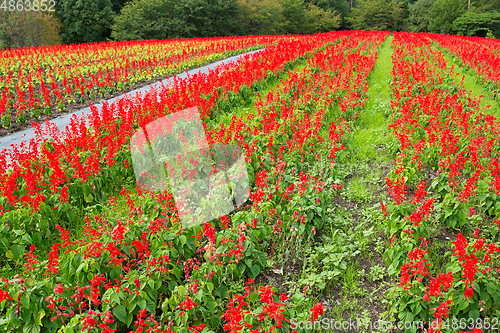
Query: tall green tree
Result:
<box><xmin>303</xmin><ymin>3</ymin><xmax>341</xmax><ymax>33</ymax></box>
<box><xmin>305</xmin><ymin>0</ymin><xmax>349</xmax><ymax>24</ymax></box>
<box><xmin>347</xmin><ymin>0</ymin><xmax>404</xmax><ymax>31</ymax></box>
<box><xmin>112</xmin><ymin>0</ymin><xmax>241</xmax><ymax>40</ymax></box>
<box><xmin>60</xmin><ymin>0</ymin><xmax>115</xmax><ymax>43</ymax></box>
<box><xmin>407</xmin><ymin>0</ymin><xmax>436</xmax><ymax>32</ymax></box>
<box><xmin>468</xmin><ymin>0</ymin><xmax>500</xmax><ymax>13</ymax></box>
<box><xmin>179</xmin><ymin>0</ymin><xmax>241</xmax><ymax>37</ymax></box>
<box><xmin>111</xmin><ymin>0</ymin><xmax>182</xmax><ymax>40</ymax></box>
<box><xmin>238</xmin><ymin>0</ymin><xmax>285</xmax><ymax>35</ymax></box>
<box><xmin>279</xmin><ymin>0</ymin><xmax>306</xmax><ymax>34</ymax></box>
<box><xmin>0</xmin><ymin>10</ymin><xmax>61</xmax><ymax>49</ymax></box>
<box><xmin>428</xmin><ymin>0</ymin><xmax>465</xmax><ymax>33</ymax></box>
<box><xmin>453</xmin><ymin>11</ymin><xmax>500</xmax><ymax>37</ymax></box>
<box><xmin>306</xmin><ymin>0</ymin><xmax>349</xmax><ymax>16</ymax></box>
<box><xmin>110</xmin><ymin>0</ymin><xmax>129</xmax><ymax>13</ymax></box>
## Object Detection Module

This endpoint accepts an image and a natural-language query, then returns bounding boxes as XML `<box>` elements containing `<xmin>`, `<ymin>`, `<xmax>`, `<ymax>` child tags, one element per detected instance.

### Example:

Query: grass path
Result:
<box><xmin>351</xmin><ymin>35</ymin><xmax>396</xmax><ymax>164</ymax></box>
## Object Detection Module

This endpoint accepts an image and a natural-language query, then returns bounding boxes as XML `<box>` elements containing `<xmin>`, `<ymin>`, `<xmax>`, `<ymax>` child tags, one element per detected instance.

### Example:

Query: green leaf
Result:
<box><xmin>126</xmin><ymin>313</ymin><xmax>133</xmax><ymax>327</ymax></box>
<box><xmin>161</xmin><ymin>298</ymin><xmax>169</xmax><ymax>312</ymax></box>
<box><xmin>112</xmin><ymin>305</ymin><xmax>127</xmax><ymax>323</ymax></box>
<box><xmin>168</xmin><ymin>295</ymin><xmax>177</xmax><ymax>310</ymax></box>
<box><xmin>179</xmin><ymin>235</ymin><xmax>186</xmax><ymax>246</ymax></box>
<box><xmin>20</xmin><ymin>294</ymin><xmax>30</xmax><ymax>308</ymax></box>
<box><xmin>486</xmin><ymin>282</ymin><xmax>497</xmax><ymax>294</ymax></box>
<box><xmin>129</xmin><ymin>300</ymin><xmax>137</xmax><ymax>313</ymax></box>
<box><xmin>0</xmin><ymin>238</ymin><xmax>10</xmax><ymax>249</ymax></box>
<box><xmin>34</xmin><ymin>309</ymin><xmax>45</xmax><ymax>326</ymax></box>
<box><xmin>468</xmin><ymin>308</ymin><xmax>479</xmax><ymax>320</ymax></box>
<box><xmin>245</xmin><ymin>259</ymin><xmax>253</xmax><ymax>268</ymax></box>
<box><xmin>10</xmin><ymin>244</ymin><xmax>24</xmax><ymax>260</ymax></box>
<box><xmin>248</xmin><ymin>264</ymin><xmax>261</xmax><ymax>279</ymax></box>
<box><xmin>206</xmin><ymin>300</ymin><xmax>216</xmax><ymax>311</ymax></box>
<box><xmin>23</xmin><ymin>322</ymin><xmax>40</xmax><ymax>333</ymax></box>
<box><xmin>215</xmin><ymin>285</ymin><xmax>228</xmax><ymax>298</ymax></box>
<box><xmin>31</xmin><ymin>233</ymin><xmax>42</xmax><ymax>246</ymax></box>
<box><xmin>173</xmin><ymin>267</ymin><xmax>181</xmax><ymax>280</ymax></box>
<box><xmin>210</xmin><ymin>314</ymin><xmax>220</xmax><ymax>327</ymax></box>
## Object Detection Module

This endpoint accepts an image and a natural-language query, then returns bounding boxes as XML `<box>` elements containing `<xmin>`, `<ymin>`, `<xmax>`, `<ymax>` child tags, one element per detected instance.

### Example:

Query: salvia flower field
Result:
<box><xmin>0</xmin><ymin>31</ymin><xmax>499</xmax><ymax>333</ymax></box>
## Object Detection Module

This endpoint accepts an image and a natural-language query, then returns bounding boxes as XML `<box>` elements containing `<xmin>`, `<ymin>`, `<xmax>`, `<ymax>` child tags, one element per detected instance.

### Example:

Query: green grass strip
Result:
<box><xmin>347</xmin><ymin>35</ymin><xmax>397</xmax><ymax>165</ymax></box>
<box><xmin>435</xmin><ymin>45</ymin><xmax>500</xmax><ymax>118</ymax></box>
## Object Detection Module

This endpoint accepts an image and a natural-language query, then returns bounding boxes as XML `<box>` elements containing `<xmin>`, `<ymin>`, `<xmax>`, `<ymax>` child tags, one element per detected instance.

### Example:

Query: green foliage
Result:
<box><xmin>279</xmin><ymin>0</ymin><xmax>306</xmax><ymax>34</ymax></box>
<box><xmin>0</xmin><ymin>10</ymin><xmax>61</xmax><ymax>49</ymax></box>
<box><xmin>109</xmin><ymin>0</ymin><xmax>129</xmax><ymax>13</ymax></box>
<box><xmin>238</xmin><ymin>0</ymin><xmax>285</xmax><ymax>35</ymax></box>
<box><xmin>453</xmin><ymin>11</ymin><xmax>500</xmax><ymax>38</ymax></box>
<box><xmin>238</xmin><ymin>0</ymin><xmax>340</xmax><ymax>35</ymax></box>
<box><xmin>111</xmin><ymin>0</ymin><xmax>182</xmax><ymax>40</ymax></box>
<box><xmin>306</xmin><ymin>0</ymin><xmax>350</xmax><ymax>19</ymax></box>
<box><xmin>59</xmin><ymin>0</ymin><xmax>115</xmax><ymax>43</ymax></box>
<box><xmin>428</xmin><ymin>0</ymin><xmax>465</xmax><ymax>33</ymax></box>
<box><xmin>303</xmin><ymin>3</ymin><xmax>341</xmax><ymax>33</ymax></box>
<box><xmin>347</xmin><ymin>0</ymin><xmax>404</xmax><ymax>31</ymax></box>
<box><xmin>407</xmin><ymin>0</ymin><xmax>436</xmax><ymax>32</ymax></box>
<box><xmin>469</xmin><ymin>0</ymin><xmax>500</xmax><ymax>13</ymax></box>
<box><xmin>112</xmin><ymin>0</ymin><xmax>241</xmax><ymax>41</ymax></box>
<box><xmin>183</xmin><ymin>0</ymin><xmax>242</xmax><ymax>37</ymax></box>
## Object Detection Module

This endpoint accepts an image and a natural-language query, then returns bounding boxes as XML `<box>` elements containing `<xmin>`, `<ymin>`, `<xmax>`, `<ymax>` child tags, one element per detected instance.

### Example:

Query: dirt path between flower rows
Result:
<box><xmin>321</xmin><ymin>34</ymin><xmax>398</xmax><ymax>328</ymax></box>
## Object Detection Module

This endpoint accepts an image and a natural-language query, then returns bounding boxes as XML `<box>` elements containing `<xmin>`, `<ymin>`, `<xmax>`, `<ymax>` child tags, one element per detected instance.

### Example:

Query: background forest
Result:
<box><xmin>0</xmin><ymin>0</ymin><xmax>498</xmax><ymax>49</ymax></box>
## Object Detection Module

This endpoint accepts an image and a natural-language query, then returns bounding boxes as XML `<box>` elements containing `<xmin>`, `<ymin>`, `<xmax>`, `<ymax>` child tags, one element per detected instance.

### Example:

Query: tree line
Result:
<box><xmin>0</xmin><ymin>0</ymin><xmax>498</xmax><ymax>49</ymax></box>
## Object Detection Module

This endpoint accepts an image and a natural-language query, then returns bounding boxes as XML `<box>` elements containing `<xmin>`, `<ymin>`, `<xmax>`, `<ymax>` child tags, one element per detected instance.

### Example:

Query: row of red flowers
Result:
<box><xmin>383</xmin><ymin>32</ymin><xmax>500</xmax><ymax>332</ymax></box>
<box><xmin>425</xmin><ymin>33</ymin><xmax>500</xmax><ymax>98</ymax></box>
<box><xmin>0</xmin><ymin>31</ymin><xmax>389</xmax><ymax>332</ymax></box>
<box><xmin>0</xmin><ymin>35</ymin><xmax>281</xmax><ymax>128</ymax></box>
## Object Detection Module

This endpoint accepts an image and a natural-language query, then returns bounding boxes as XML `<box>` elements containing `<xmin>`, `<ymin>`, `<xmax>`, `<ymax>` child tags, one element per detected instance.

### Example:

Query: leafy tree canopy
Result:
<box><xmin>238</xmin><ymin>0</ymin><xmax>285</xmax><ymax>35</ymax></box>
<box><xmin>305</xmin><ymin>0</ymin><xmax>350</xmax><ymax>18</ymax></box>
<box><xmin>60</xmin><ymin>0</ymin><xmax>115</xmax><ymax>43</ymax></box>
<box><xmin>453</xmin><ymin>10</ymin><xmax>500</xmax><ymax>37</ymax></box>
<box><xmin>278</xmin><ymin>0</ymin><xmax>306</xmax><ymax>34</ymax></box>
<box><xmin>111</xmin><ymin>0</ymin><xmax>184</xmax><ymax>40</ymax></box>
<box><xmin>112</xmin><ymin>0</ymin><xmax>241</xmax><ymax>41</ymax></box>
<box><xmin>428</xmin><ymin>0</ymin><xmax>465</xmax><ymax>33</ymax></box>
<box><xmin>303</xmin><ymin>3</ymin><xmax>341</xmax><ymax>33</ymax></box>
<box><xmin>407</xmin><ymin>0</ymin><xmax>436</xmax><ymax>32</ymax></box>
<box><xmin>347</xmin><ymin>0</ymin><xmax>404</xmax><ymax>31</ymax></box>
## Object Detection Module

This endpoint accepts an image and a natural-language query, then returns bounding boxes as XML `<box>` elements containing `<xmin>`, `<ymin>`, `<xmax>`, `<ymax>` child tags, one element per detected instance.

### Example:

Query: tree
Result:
<box><xmin>59</xmin><ymin>0</ymin><xmax>115</xmax><ymax>43</ymax></box>
<box><xmin>279</xmin><ymin>0</ymin><xmax>306</xmax><ymax>34</ymax></box>
<box><xmin>112</xmin><ymin>0</ymin><xmax>241</xmax><ymax>41</ymax></box>
<box><xmin>347</xmin><ymin>0</ymin><xmax>404</xmax><ymax>31</ymax></box>
<box><xmin>306</xmin><ymin>0</ymin><xmax>349</xmax><ymax>16</ymax></box>
<box><xmin>111</xmin><ymin>0</ymin><xmax>183</xmax><ymax>40</ymax></box>
<box><xmin>303</xmin><ymin>3</ymin><xmax>341</xmax><ymax>33</ymax></box>
<box><xmin>179</xmin><ymin>0</ymin><xmax>241</xmax><ymax>37</ymax></box>
<box><xmin>467</xmin><ymin>0</ymin><xmax>500</xmax><ymax>13</ymax></box>
<box><xmin>305</xmin><ymin>0</ymin><xmax>349</xmax><ymax>24</ymax></box>
<box><xmin>407</xmin><ymin>0</ymin><xmax>436</xmax><ymax>32</ymax></box>
<box><xmin>0</xmin><ymin>10</ymin><xmax>61</xmax><ymax>49</ymax></box>
<box><xmin>428</xmin><ymin>0</ymin><xmax>465</xmax><ymax>33</ymax></box>
<box><xmin>109</xmin><ymin>0</ymin><xmax>130</xmax><ymax>13</ymax></box>
<box><xmin>238</xmin><ymin>0</ymin><xmax>284</xmax><ymax>35</ymax></box>
<box><xmin>453</xmin><ymin>11</ymin><xmax>500</xmax><ymax>37</ymax></box>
